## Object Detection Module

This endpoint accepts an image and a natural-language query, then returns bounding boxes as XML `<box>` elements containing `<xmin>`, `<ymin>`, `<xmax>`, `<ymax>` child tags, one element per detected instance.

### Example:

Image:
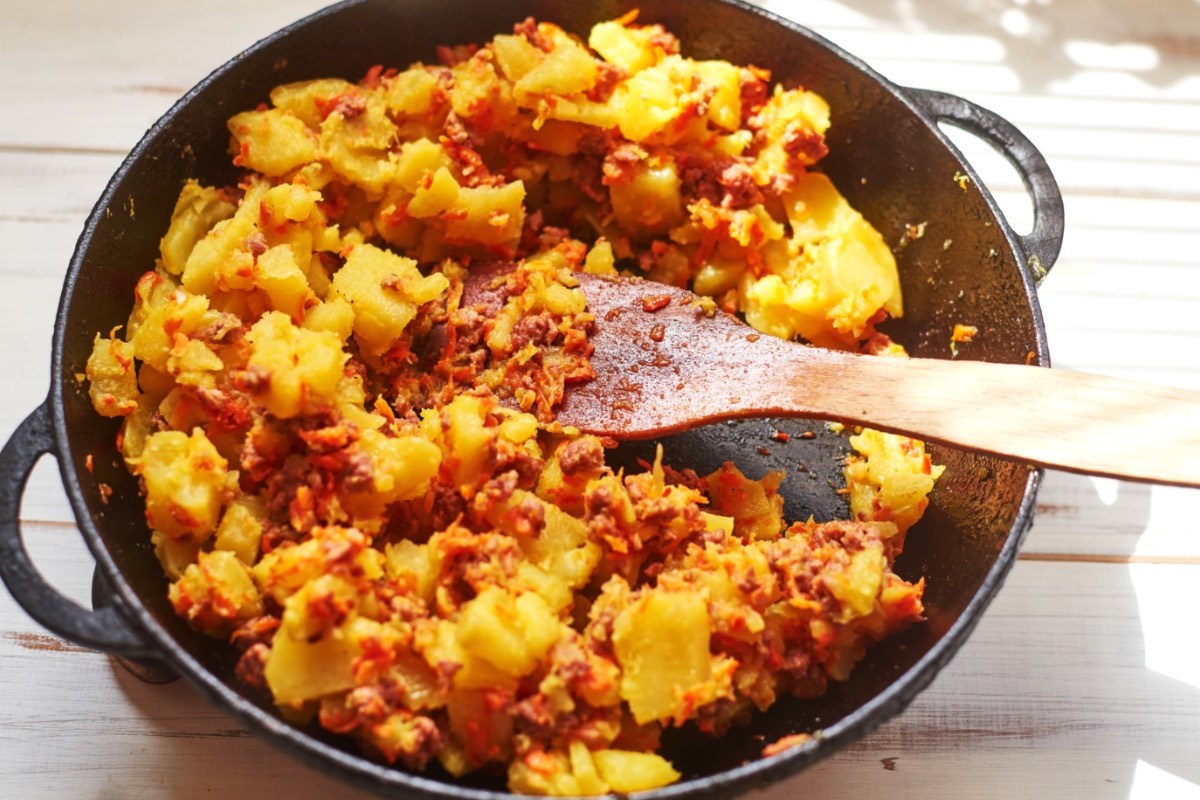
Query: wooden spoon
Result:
<box><xmin>463</xmin><ymin>269</ymin><xmax>1200</xmax><ymax>488</ymax></box>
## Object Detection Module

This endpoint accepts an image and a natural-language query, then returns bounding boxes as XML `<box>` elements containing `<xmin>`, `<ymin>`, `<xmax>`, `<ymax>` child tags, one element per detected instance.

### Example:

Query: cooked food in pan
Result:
<box><xmin>86</xmin><ymin>13</ymin><xmax>941</xmax><ymax>794</ymax></box>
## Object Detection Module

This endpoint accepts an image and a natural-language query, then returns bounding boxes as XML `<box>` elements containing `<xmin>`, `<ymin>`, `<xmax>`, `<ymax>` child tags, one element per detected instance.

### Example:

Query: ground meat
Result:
<box><xmin>243</xmin><ymin>231</ymin><xmax>268</xmax><ymax>258</ymax></box>
<box><xmin>481</xmin><ymin>470</ymin><xmax>519</xmax><ymax>504</ymax></box>
<box><xmin>230</xmin><ymin>615</ymin><xmax>281</xmax><ymax>651</ymax></box>
<box><xmin>513</xmin><ymin>16</ymin><xmax>553</xmax><ymax>51</ymax></box>
<box><xmin>557</xmin><ymin>436</ymin><xmax>604</xmax><ymax>475</ymax></box>
<box><xmin>739</xmin><ymin>67</ymin><xmax>769</xmax><ymax>121</ymax></box>
<box><xmin>193</xmin><ymin>311</ymin><xmax>244</xmax><ymax>345</ymax></box>
<box><xmin>190</xmin><ymin>387</ymin><xmax>252</xmax><ymax>433</ymax></box>
<box><xmin>782</xmin><ymin>126</ymin><xmax>829</xmax><ymax>164</ymax></box>
<box><xmin>588</xmin><ymin>62</ymin><xmax>626</xmax><ymax>102</ymax></box>
<box><xmin>490</xmin><ymin>439</ymin><xmax>544</xmax><ymax>488</ymax></box>
<box><xmin>509</xmin><ymin>311</ymin><xmax>557</xmax><ymax>351</ymax></box>
<box><xmin>718</xmin><ymin>161</ymin><xmax>763</xmax><ymax>208</ymax></box>
<box><xmin>234</xmin><ymin>643</ymin><xmax>270</xmax><ymax>690</ymax></box>
<box><xmin>602</xmin><ymin>144</ymin><xmax>648</xmax><ymax>185</ymax></box>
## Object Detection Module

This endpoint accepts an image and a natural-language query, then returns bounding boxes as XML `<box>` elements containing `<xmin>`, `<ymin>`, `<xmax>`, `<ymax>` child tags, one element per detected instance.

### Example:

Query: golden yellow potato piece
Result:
<box><xmin>86</xmin><ymin>334</ymin><xmax>139</xmax><ymax>417</ymax></box>
<box><xmin>329</xmin><ymin>242</ymin><xmax>448</xmax><ymax>356</ymax></box>
<box><xmin>137</xmin><ymin>428</ymin><xmax>227</xmax><ymax>542</ymax></box>
<box><xmin>168</xmin><ymin>550</ymin><xmax>262</xmax><ymax>636</ymax></box>
<box><xmin>845</xmin><ymin>428</ymin><xmax>946</xmax><ymax>538</ymax></box>
<box><xmin>159</xmin><ymin>181</ymin><xmax>235</xmax><ymax>276</ymax></box>
<box><xmin>244</xmin><ymin>311</ymin><xmax>346</xmax><ymax>418</ymax></box>
<box><xmin>614</xmin><ymin>588</ymin><xmax>714</xmax><ymax>724</ymax></box>
<box><xmin>593</xmin><ymin>749</ymin><xmax>681</xmax><ymax>793</ymax></box>
<box><xmin>228</xmin><ymin>108</ymin><xmax>319</xmax><ymax>177</ymax></box>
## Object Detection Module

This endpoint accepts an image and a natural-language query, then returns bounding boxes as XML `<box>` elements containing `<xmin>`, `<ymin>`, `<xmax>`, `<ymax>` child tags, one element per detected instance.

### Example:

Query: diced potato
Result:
<box><xmin>417</xmin><ymin>618</ymin><xmax>518</xmax><ymax>692</ymax></box>
<box><xmin>348</xmin><ymin>428</ymin><xmax>441</xmax><ymax>510</ymax></box>
<box><xmin>169</xmin><ymin>550</ymin><xmax>262</xmax><ymax>635</ymax></box>
<box><xmin>705</xmin><ymin>462</ymin><xmax>784</xmax><ymax>540</ymax></box>
<box><xmin>129</xmin><ymin>285</ymin><xmax>210</xmax><ymax>372</ymax></box>
<box><xmin>613</xmin><ymin>57</ymin><xmax>693</xmax><ymax>141</ymax></box>
<box><xmin>244</xmin><ymin>311</ymin><xmax>346</xmax><ymax>418</ymax></box>
<box><xmin>252</xmin><ymin>525</ymin><xmax>373</xmax><ymax>605</ymax></box>
<box><xmin>182</xmin><ymin>180</ymin><xmax>269</xmax><ymax>296</ymax></box>
<box><xmin>694</xmin><ymin>60</ymin><xmax>742</xmax><ymax>131</ymax></box>
<box><xmin>159</xmin><ymin>181</ymin><xmax>235</xmax><ymax>275</ymax></box>
<box><xmin>265</xmin><ymin>616</ymin><xmax>386</xmax><ymax>706</ymax></box>
<box><xmin>740</xmin><ymin>174</ymin><xmax>903</xmax><ymax>348</ymax></box>
<box><xmin>613</xmin><ymin>588</ymin><xmax>713</xmax><ymax>724</ymax></box>
<box><xmin>282</xmin><ymin>573</ymin><xmax>360</xmax><ymax>641</ymax></box>
<box><xmin>823</xmin><ymin>543</ymin><xmax>886</xmax><ymax>622</ymax></box>
<box><xmin>407</xmin><ymin>166</ymin><xmax>461</xmax><ymax>218</ymax></box>
<box><xmin>302</xmin><ymin>296</ymin><xmax>355</xmax><ymax>341</ymax></box>
<box><xmin>137</xmin><ymin>428</ymin><xmax>228</xmax><ymax>542</ymax></box>
<box><xmin>86</xmin><ymin>334</ymin><xmax>139</xmax><ymax>417</ymax></box>
<box><xmin>329</xmin><ymin>243</ymin><xmax>449</xmax><ymax>356</ymax></box>
<box><xmin>493</xmin><ymin>34</ymin><xmax>542</xmax><ymax>82</ymax></box>
<box><xmin>269</xmin><ymin>78</ymin><xmax>358</xmax><ymax>129</ymax></box>
<box><xmin>393</xmin><ymin>139</ymin><xmax>454</xmax><ymax>192</ymax></box>
<box><xmin>692</xmin><ymin>253</ymin><xmax>746</xmax><ymax>298</ymax></box>
<box><xmin>567</xmin><ymin>742</ymin><xmax>609</xmax><ymax>796</ymax></box>
<box><xmin>255</xmin><ymin>244</ymin><xmax>312</xmax><ymax>320</ymax></box>
<box><xmin>165</xmin><ymin>337</ymin><xmax>223</xmax><ymax>387</ymax></box>
<box><xmin>228</xmin><ymin>108</ymin><xmax>319</xmax><ymax>176</ymax></box>
<box><xmin>588</xmin><ymin>21</ymin><xmax>658</xmax><ymax>75</ymax></box>
<box><xmin>514</xmin><ymin>39</ymin><xmax>598</xmax><ymax>98</ymax></box>
<box><xmin>609</xmin><ymin>158</ymin><xmax>683</xmax><ymax>236</ymax></box>
<box><xmin>435</xmin><ymin>394</ymin><xmax>494</xmax><ymax>488</ymax></box>
<box><xmin>845</xmin><ymin>428</ymin><xmax>945</xmax><ymax>537</ymax></box>
<box><xmin>213</xmin><ymin>495</ymin><xmax>266</xmax><ymax>565</ymax></box>
<box><xmin>320</xmin><ymin>95</ymin><xmax>397</xmax><ymax>194</ymax></box>
<box><xmin>515</xmin><ymin>494</ymin><xmax>600</xmax><ymax>590</ymax></box>
<box><xmin>456</xmin><ymin>586</ymin><xmax>559</xmax><ymax>677</ymax></box>
<box><xmin>385</xmin><ymin>540</ymin><xmax>438</xmax><ymax>604</ymax></box>
<box><xmin>448</xmin><ymin>54</ymin><xmax>512</xmax><ymax>131</ymax></box>
<box><xmin>582</xmin><ymin>239</ymin><xmax>616</xmax><ymax>275</ymax></box>
<box><xmin>443</xmin><ymin>181</ymin><xmax>526</xmax><ymax>247</ymax></box>
<box><xmin>447</xmin><ymin>687</ymin><xmax>515</xmax><ymax>766</ymax></box>
<box><xmin>152</xmin><ymin>530</ymin><xmax>200</xmax><ymax>581</ymax></box>
<box><xmin>387</xmin><ymin>68</ymin><xmax>441</xmax><ymax>117</ymax></box>
<box><xmin>592</xmin><ymin>749</ymin><xmax>681</xmax><ymax>793</ymax></box>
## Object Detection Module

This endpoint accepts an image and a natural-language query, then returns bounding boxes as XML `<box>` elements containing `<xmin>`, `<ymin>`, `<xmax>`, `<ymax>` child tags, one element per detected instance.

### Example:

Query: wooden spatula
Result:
<box><xmin>463</xmin><ymin>270</ymin><xmax>1200</xmax><ymax>488</ymax></box>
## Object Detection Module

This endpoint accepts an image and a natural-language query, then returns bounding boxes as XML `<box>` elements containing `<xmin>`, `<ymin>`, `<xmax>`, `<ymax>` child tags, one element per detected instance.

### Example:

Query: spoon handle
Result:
<box><xmin>784</xmin><ymin>352</ymin><xmax>1200</xmax><ymax>488</ymax></box>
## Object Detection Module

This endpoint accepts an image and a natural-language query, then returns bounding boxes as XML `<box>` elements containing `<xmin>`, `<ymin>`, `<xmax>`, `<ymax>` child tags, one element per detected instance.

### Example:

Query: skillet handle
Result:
<box><xmin>0</xmin><ymin>401</ymin><xmax>157</xmax><ymax>658</ymax></box>
<box><xmin>905</xmin><ymin>87</ymin><xmax>1065</xmax><ymax>285</ymax></box>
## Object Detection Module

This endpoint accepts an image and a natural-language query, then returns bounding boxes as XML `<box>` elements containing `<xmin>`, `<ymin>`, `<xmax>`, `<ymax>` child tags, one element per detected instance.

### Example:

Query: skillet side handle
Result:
<box><xmin>0</xmin><ymin>401</ymin><xmax>157</xmax><ymax>658</ymax></box>
<box><xmin>905</xmin><ymin>87</ymin><xmax>1065</xmax><ymax>285</ymax></box>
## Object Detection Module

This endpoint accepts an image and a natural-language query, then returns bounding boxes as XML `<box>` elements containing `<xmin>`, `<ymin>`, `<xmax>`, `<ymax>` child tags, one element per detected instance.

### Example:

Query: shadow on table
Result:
<box><xmin>100</xmin><ymin>670</ymin><xmax>378</xmax><ymax>800</ymax></box>
<box><xmin>755</xmin><ymin>0</ymin><xmax>1200</xmax><ymax>92</ymax></box>
<box><xmin>775</xmin><ymin>469</ymin><xmax>1200</xmax><ymax>799</ymax></box>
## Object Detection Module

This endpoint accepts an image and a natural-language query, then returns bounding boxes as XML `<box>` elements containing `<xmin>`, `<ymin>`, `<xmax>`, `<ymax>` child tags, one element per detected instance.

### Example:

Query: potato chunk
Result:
<box><xmin>456</xmin><ymin>587</ymin><xmax>559</xmax><ymax>677</ymax></box>
<box><xmin>613</xmin><ymin>588</ymin><xmax>714</xmax><ymax>724</ymax></box>
<box><xmin>137</xmin><ymin>428</ymin><xmax>228</xmax><ymax>542</ymax></box>
<box><xmin>86</xmin><ymin>334</ymin><xmax>139</xmax><ymax>417</ymax></box>
<box><xmin>845</xmin><ymin>428</ymin><xmax>945</xmax><ymax>539</ymax></box>
<box><xmin>228</xmin><ymin>108</ymin><xmax>319</xmax><ymax>176</ymax></box>
<box><xmin>168</xmin><ymin>550</ymin><xmax>262</xmax><ymax>635</ymax></box>
<box><xmin>593</xmin><ymin>750</ymin><xmax>681</xmax><ymax>793</ymax></box>
<box><xmin>329</xmin><ymin>243</ymin><xmax>449</xmax><ymax>356</ymax></box>
<box><xmin>159</xmin><ymin>181</ymin><xmax>235</xmax><ymax>276</ymax></box>
<box><xmin>243</xmin><ymin>311</ymin><xmax>346</xmax><ymax>418</ymax></box>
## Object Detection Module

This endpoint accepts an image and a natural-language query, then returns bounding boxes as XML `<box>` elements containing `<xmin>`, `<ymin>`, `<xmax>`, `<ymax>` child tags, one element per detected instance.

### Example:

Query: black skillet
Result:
<box><xmin>0</xmin><ymin>0</ymin><xmax>1063</xmax><ymax>797</ymax></box>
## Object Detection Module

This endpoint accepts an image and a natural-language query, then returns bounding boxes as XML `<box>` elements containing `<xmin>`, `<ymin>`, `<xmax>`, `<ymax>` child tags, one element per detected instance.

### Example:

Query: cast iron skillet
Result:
<box><xmin>0</xmin><ymin>0</ymin><xmax>1064</xmax><ymax>796</ymax></box>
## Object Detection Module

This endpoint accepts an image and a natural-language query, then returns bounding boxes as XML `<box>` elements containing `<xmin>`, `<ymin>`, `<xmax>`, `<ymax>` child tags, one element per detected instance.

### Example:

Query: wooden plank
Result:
<box><xmin>3</xmin><ymin>558</ymin><xmax>1197</xmax><ymax>799</ymax></box>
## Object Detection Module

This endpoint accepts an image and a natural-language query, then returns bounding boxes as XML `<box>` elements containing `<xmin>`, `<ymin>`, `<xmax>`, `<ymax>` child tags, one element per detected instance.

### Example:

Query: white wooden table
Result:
<box><xmin>3</xmin><ymin>1</ymin><xmax>1199</xmax><ymax>797</ymax></box>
